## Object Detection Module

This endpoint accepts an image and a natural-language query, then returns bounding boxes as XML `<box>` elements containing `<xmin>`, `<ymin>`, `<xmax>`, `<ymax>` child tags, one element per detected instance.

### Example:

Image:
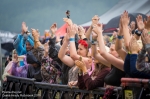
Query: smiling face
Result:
<box><xmin>109</xmin><ymin>44</ymin><xmax>119</xmax><ymax>58</ymax></box>
<box><xmin>77</xmin><ymin>44</ymin><xmax>88</xmax><ymax>57</ymax></box>
<box><xmin>26</xmin><ymin>41</ymin><xmax>33</xmax><ymax>51</ymax></box>
<box><xmin>12</xmin><ymin>50</ymin><xmax>18</xmax><ymax>59</ymax></box>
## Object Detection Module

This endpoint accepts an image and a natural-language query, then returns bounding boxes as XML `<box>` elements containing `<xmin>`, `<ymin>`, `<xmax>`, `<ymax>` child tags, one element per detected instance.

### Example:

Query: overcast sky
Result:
<box><xmin>0</xmin><ymin>0</ymin><xmax>120</xmax><ymax>34</ymax></box>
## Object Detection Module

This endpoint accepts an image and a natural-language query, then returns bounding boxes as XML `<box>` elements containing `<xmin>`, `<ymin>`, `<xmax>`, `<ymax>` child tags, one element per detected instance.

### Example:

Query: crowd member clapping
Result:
<box><xmin>136</xmin><ymin>15</ymin><xmax>150</xmax><ymax>75</ymax></box>
<box><xmin>115</xmin><ymin>11</ymin><xmax>150</xmax><ymax>78</ymax></box>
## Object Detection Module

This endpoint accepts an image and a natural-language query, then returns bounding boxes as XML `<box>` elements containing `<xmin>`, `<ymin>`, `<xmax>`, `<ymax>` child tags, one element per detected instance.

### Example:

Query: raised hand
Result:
<box><xmin>56</xmin><ymin>33</ymin><xmax>61</xmax><ymax>42</ymax></box>
<box><xmin>63</xmin><ymin>18</ymin><xmax>73</xmax><ymax>26</ymax></box>
<box><xmin>92</xmin><ymin>31</ymin><xmax>98</xmax><ymax>40</ymax></box>
<box><xmin>50</xmin><ymin>23</ymin><xmax>57</xmax><ymax>35</ymax></box>
<box><xmin>64</xmin><ymin>32</ymin><xmax>70</xmax><ymax>42</ymax></box>
<box><xmin>118</xmin><ymin>17</ymin><xmax>123</xmax><ymax>35</ymax></box>
<box><xmin>92</xmin><ymin>23</ymin><xmax>103</xmax><ymax>36</ymax></box>
<box><xmin>21</xmin><ymin>22</ymin><xmax>28</xmax><ymax>34</ymax></box>
<box><xmin>120</xmin><ymin>11</ymin><xmax>130</xmax><ymax>26</ymax></box>
<box><xmin>136</xmin><ymin>15</ymin><xmax>144</xmax><ymax>31</ymax></box>
<box><xmin>144</xmin><ymin>15</ymin><xmax>150</xmax><ymax>31</ymax></box>
<box><xmin>44</xmin><ymin>41</ymin><xmax>49</xmax><ymax>53</ymax></box>
<box><xmin>31</xmin><ymin>28</ymin><xmax>40</xmax><ymax>41</ymax></box>
<box><xmin>78</xmin><ymin>26</ymin><xmax>85</xmax><ymax>36</ymax></box>
<box><xmin>141</xmin><ymin>29</ymin><xmax>150</xmax><ymax>45</ymax></box>
<box><xmin>92</xmin><ymin>15</ymin><xmax>99</xmax><ymax>26</ymax></box>
<box><xmin>68</xmin><ymin>24</ymin><xmax>77</xmax><ymax>38</ymax></box>
<box><xmin>129</xmin><ymin>36</ymin><xmax>139</xmax><ymax>54</ymax></box>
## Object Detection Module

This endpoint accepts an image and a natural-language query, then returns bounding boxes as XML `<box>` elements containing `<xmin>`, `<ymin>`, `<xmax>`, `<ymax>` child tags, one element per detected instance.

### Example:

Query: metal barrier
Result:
<box><xmin>1</xmin><ymin>76</ymin><xmax>122</xmax><ymax>99</ymax></box>
<box><xmin>121</xmin><ymin>78</ymin><xmax>150</xmax><ymax>99</ymax></box>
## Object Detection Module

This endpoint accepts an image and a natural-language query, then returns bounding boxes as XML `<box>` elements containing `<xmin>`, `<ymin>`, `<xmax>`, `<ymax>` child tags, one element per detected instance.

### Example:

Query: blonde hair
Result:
<box><xmin>12</xmin><ymin>49</ymin><xmax>17</xmax><ymax>60</ymax></box>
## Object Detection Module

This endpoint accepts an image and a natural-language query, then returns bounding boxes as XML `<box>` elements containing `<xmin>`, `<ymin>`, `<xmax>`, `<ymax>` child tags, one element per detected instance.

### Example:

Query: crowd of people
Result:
<box><xmin>2</xmin><ymin>11</ymin><xmax>150</xmax><ymax>98</ymax></box>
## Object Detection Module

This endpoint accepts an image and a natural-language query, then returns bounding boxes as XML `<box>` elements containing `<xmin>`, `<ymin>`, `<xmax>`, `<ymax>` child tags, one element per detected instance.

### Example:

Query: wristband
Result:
<box><xmin>69</xmin><ymin>38</ymin><xmax>75</xmax><ymax>42</ymax></box>
<box><xmin>135</xmin><ymin>30</ymin><xmax>142</xmax><ymax>36</ymax></box>
<box><xmin>148</xmin><ymin>32</ymin><xmax>150</xmax><ymax>34</ymax></box>
<box><xmin>24</xmin><ymin>31</ymin><xmax>29</xmax><ymax>34</ymax></box>
<box><xmin>91</xmin><ymin>40</ymin><xmax>97</xmax><ymax>45</ymax></box>
<box><xmin>117</xmin><ymin>35</ymin><xmax>123</xmax><ymax>40</ymax></box>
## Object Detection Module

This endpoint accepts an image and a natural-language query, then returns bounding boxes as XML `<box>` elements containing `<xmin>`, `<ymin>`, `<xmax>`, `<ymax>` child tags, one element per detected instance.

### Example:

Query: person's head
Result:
<box><xmin>26</xmin><ymin>51</ymin><xmax>41</xmax><ymax>67</ymax></box>
<box><xmin>26</xmin><ymin>41</ymin><xmax>33</xmax><ymax>51</ymax></box>
<box><xmin>130</xmin><ymin>21</ymin><xmax>136</xmax><ymax>30</ymax></box>
<box><xmin>109</xmin><ymin>43</ymin><xmax>119</xmax><ymax>58</ymax></box>
<box><xmin>25</xmin><ymin>36</ymin><xmax>34</xmax><ymax>51</ymax></box>
<box><xmin>12</xmin><ymin>49</ymin><xmax>18</xmax><ymax>59</ymax></box>
<box><xmin>77</xmin><ymin>39</ymin><xmax>91</xmax><ymax>57</ymax></box>
<box><xmin>103</xmin><ymin>35</ymin><xmax>110</xmax><ymax>45</ymax></box>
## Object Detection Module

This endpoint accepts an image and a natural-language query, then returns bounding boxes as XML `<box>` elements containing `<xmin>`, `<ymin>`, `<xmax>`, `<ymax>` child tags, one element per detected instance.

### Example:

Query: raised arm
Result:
<box><xmin>115</xmin><ymin>18</ymin><xmax>127</xmax><ymax>61</ymax></box>
<box><xmin>68</xmin><ymin>24</ymin><xmax>81</xmax><ymax>60</ymax></box>
<box><xmin>63</xmin><ymin>18</ymin><xmax>79</xmax><ymax>59</ymax></box>
<box><xmin>85</xmin><ymin>15</ymin><xmax>99</xmax><ymax>40</ymax></box>
<box><xmin>78</xmin><ymin>26</ymin><xmax>86</xmax><ymax>39</ymax></box>
<box><xmin>92</xmin><ymin>23</ymin><xmax>124</xmax><ymax>71</ymax></box>
<box><xmin>136</xmin><ymin>29</ymin><xmax>150</xmax><ymax>73</ymax></box>
<box><xmin>31</xmin><ymin>28</ymin><xmax>44</xmax><ymax>62</ymax></box>
<box><xmin>121</xmin><ymin>11</ymin><xmax>131</xmax><ymax>51</ymax></box>
<box><xmin>58</xmin><ymin>34</ymin><xmax>75</xmax><ymax>67</ymax></box>
<box><xmin>13</xmin><ymin>22</ymin><xmax>30</xmax><ymax>55</ymax></box>
<box><xmin>85</xmin><ymin>26</ymin><xmax>92</xmax><ymax>40</ymax></box>
<box><xmin>91</xmin><ymin>32</ymin><xmax>111</xmax><ymax>67</ymax></box>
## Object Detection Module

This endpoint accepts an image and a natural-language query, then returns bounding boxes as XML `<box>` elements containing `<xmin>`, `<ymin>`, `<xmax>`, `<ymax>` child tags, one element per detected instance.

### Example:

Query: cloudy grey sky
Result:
<box><xmin>0</xmin><ymin>0</ymin><xmax>120</xmax><ymax>34</ymax></box>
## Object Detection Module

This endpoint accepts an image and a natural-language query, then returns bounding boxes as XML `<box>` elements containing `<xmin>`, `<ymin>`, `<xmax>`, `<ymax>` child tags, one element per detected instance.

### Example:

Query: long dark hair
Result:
<box><xmin>92</xmin><ymin>63</ymin><xmax>107</xmax><ymax>76</ymax></box>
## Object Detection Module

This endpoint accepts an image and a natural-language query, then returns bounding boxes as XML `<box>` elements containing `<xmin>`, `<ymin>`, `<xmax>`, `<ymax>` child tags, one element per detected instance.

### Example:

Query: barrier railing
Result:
<box><xmin>1</xmin><ymin>76</ymin><xmax>122</xmax><ymax>99</ymax></box>
<box><xmin>121</xmin><ymin>78</ymin><xmax>150</xmax><ymax>99</ymax></box>
<box><xmin>2</xmin><ymin>76</ymin><xmax>150</xmax><ymax>99</ymax></box>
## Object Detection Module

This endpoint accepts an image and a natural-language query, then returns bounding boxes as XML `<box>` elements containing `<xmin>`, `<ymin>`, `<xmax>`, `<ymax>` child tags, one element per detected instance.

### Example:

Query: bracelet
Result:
<box><xmin>24</xmin><ymin>31</ymin><xmax>29</xmax><ymax>34</ymax></box>
<box><xmin>69</xmin><ymin>38</ymin><xmax>75</xmax><ymax>42</ymax></box>
<box><xmin>135</xmin><ymin>30</ymin><xmax>142</xmax><ymax>36</ymax></box>
<box><xmin>117</xmin><ymin>35</ymin><xmax>123</xmax><ymax>40</ymax></box>
<box><xmin>91</xmin><ymin>40</ymin><xmax>97</xmax><ymax>45</ymax></box>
